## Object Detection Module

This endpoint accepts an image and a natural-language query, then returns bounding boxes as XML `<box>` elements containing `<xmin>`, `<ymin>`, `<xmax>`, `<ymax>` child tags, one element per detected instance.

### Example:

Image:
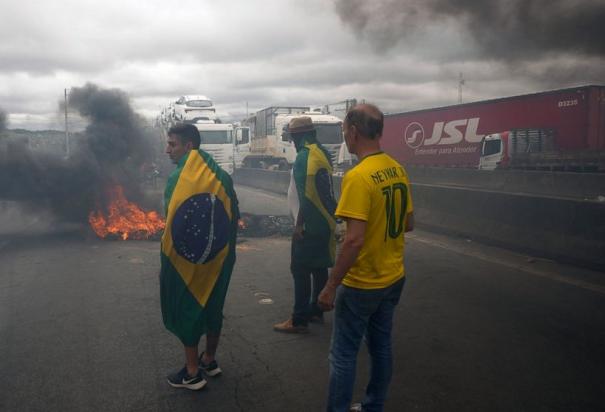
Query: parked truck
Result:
<box><xmin>381</xmin><ymin>85</ymin><xmax>605</xmax><ymax>171</ymax></box>
<box><xmin>239</xmin><ymin>106</ymin><xmax>344</xmax><ymax>170</ymax></box>
<box><xmin>194</xmin><ymin>122</ymin><xmax>236</xmax><ymax>175</ymax></box>
<box><xmin>479</xmin><ymin>128</ymin><xmax>553</xmax><ymax>170</ymax></box>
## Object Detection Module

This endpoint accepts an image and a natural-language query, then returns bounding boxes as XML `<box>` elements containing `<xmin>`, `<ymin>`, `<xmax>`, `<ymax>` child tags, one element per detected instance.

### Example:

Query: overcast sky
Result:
<box><xmin>1</xmin><ymin>0</ymin><xmax>604</xmax><ymax>130</ymax></box>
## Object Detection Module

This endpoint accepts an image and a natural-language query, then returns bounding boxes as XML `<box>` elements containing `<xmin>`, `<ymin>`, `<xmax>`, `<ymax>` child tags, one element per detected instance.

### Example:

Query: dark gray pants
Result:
<box><xmin>291</xmin><ymin>263</ymin><xmax>328</xmax><ymax>326</ymax></box>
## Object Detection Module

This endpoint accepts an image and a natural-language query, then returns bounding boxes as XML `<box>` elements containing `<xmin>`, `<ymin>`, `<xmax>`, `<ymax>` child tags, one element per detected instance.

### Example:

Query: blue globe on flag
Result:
<box><xmin>171</xmin><ymin>193</ymin><xmax>230</xmax><ymax>264</ymax></box>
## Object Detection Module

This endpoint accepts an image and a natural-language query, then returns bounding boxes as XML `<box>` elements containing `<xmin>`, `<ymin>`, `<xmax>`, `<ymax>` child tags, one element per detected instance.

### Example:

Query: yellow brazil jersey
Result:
<box><xmin>336</xmin><ymin>152</ymin><xmax>413</xmax><ymax>289</ymax></box>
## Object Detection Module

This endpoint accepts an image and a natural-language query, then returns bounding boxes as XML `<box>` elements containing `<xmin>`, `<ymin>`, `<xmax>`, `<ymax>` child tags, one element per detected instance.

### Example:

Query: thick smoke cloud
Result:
<box><xmin>333</xmin><ymin>0</ymin><xmax>605</xmax><ymax>60</ymax></box>
<box><xmin>0</xmin><ymin>83</ymin><xmax>157</xmax><ymax>223</ymax></box>
<box><xmin>67</xmin><ymin>83</ymin><xmax>153</xmax><ymax>184</ymax></box>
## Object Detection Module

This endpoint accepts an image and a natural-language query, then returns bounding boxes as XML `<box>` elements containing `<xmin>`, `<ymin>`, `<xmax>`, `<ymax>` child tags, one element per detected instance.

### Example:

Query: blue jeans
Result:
<box><xmin>327</xmin><ymin>277</ymin><xmax>406</xmax><ymax>412</ymax></box>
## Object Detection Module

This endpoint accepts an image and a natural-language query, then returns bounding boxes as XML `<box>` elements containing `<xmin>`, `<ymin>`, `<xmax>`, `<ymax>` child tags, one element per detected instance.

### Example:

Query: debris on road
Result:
<box><xmin>238</xmin><ymin>212</ymin><xmax>293</xmax><ymax>237</ymax></box>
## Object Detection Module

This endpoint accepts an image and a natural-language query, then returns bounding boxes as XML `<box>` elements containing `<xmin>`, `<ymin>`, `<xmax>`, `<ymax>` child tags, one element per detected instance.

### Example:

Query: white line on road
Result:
<box><xmin>231</xmin><ymin>186</ymin><xmax>605</xmax><ymax>295</ymax></box>
<box><xmin>408</xmin><ymin>233</ymin><xmax>605</xmax><ymax>295</ymax></box>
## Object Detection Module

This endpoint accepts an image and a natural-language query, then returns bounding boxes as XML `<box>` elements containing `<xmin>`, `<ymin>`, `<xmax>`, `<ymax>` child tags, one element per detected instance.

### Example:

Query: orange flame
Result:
<box><xmin>88</xmin><ymin>185</ymin><xmax>165</xmax><ymax>240</ymax></box>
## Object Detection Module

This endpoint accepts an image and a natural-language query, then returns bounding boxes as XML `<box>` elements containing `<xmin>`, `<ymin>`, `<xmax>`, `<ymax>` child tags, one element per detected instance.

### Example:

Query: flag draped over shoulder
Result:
<box><xmin>292</xmin><ymin>142</ymin><xmax>337</xmax><ymax>268</ymax></box>
<box><xmin>160</xmin><ymin>149</ymin><xmax>239</xmax><ymax>346</ymax></box>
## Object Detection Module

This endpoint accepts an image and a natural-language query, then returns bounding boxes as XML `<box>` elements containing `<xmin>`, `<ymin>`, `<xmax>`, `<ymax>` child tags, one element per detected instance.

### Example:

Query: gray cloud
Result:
<box><xmin>1</xmin><ymin>0</ymin><xmax>603</xmax><ymax>131</ymax></box>
<box><xmin>0</xmin><ymin>1</ymin><xmax>314</xmax><ymax>76</ymax></box>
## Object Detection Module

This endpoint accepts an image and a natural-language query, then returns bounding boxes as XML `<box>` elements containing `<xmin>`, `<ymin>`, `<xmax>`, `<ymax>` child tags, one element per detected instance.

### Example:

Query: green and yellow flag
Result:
<box><xmin>292</xmin><ymin>142</ymin><xmax>337</xmax><ymax>268</ymax></box>
<box><xmin>160</xmin><ymin>149</ymin><xmax>239</xmax><ymax>346</ymax></box>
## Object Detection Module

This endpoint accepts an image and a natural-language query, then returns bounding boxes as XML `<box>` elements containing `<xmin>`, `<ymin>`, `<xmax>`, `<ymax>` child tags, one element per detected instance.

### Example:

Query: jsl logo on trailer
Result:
<box><xmin>404</xmin><ymin>118</ymin><xmax>484</xmax><ymax>149</ymax></box>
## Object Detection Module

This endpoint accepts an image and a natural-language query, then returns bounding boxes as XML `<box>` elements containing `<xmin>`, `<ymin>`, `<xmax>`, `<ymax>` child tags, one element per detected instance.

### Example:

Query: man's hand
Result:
<box><xmin>293</xmin><ymin>225</ymin><xmax>304</xmax><ymax>241</ymax></box>
<box><xmin>318</xmin><ymin>284</ymin><xmax>337</xmax><ymax>312</ymax></box>
<box><xmin>318</xmin><ymin>217</ymin><xmax>366</xmax><ymax>312</ymax></box>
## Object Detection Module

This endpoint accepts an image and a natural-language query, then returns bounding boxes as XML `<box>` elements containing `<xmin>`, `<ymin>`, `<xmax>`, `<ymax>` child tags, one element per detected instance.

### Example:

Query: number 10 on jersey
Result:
<box><xmin>381</xmin><ymin>183</ymin><xmax>408</xmax><ymax>241</ymax></box>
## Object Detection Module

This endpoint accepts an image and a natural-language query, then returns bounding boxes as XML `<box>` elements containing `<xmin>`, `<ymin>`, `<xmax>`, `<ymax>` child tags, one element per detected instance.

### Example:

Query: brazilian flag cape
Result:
<box><xmin>292</xmin><ymin>142</ymin><xmax>337</xmax><ymax>268</ymax></box>
<box><xmin>161</xmin><ymin>149</ymin><xmax>239</xmax><ymax>346</ymax></box>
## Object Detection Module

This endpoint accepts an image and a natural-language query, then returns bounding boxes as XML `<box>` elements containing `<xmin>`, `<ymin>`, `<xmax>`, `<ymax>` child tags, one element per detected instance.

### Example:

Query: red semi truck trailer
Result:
<box><xmin>381</xmin><ymin>85</ymin><xmax>605</xmax><ymax>171</ymax></box>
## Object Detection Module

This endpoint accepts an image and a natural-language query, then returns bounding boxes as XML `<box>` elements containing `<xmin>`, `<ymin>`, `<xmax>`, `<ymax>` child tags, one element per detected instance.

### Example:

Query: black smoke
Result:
<box><xmin>68</xmin><ymin>84</ymin><xmax>152</xmax><ymax>169</ymax></box>
<box><xmin>333</xmin><ymin>0</ymin><xmax>605</xmax><ymax>60</ymax></box>
<box><xmin>0</xmin><ymin>83</ymin><xmax>158</xmax><ymax>223</ymax></box>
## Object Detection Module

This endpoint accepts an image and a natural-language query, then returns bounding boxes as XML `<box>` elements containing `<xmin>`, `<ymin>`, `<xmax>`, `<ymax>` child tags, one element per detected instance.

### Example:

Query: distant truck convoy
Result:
<box><xmin>157</xmin><ymin>95</ymin><xmax>242</xmax><ymax>174</ymax></box>
<box><xmin>238</xmin><ymin>106</ymin><xmax>345</xmax><ymax>170</ymax></box>
<box><xmin>381</xmin><ymin>85</ymin><xmax>605</xmax><ymax>172</ymax></box>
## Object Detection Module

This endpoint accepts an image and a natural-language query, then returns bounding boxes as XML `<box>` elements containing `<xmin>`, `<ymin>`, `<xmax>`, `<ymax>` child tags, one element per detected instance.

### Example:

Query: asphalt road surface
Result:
<box><xmin>1</xmin><ymin>187</ymin><xmax>604</xmax><ymax>412</ymax></box>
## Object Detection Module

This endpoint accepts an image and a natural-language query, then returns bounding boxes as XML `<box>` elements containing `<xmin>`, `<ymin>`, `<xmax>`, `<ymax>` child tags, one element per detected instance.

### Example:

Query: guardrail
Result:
<box><xmin>234</xmin><ymin>168</ymin><xmax>605</xmax><ymax>271</ymax></box>
<box><xmin>406</xmin><ymin>166</ymin><xmax>605</xmax><ymax>200</ymax></box>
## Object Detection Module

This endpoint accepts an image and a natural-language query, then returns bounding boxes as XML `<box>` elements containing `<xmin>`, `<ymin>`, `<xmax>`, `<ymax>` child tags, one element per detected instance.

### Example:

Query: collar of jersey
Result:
<box><xmin>358</xmin><ymin>151</ymin><xmax>384</xmax><ymax>163</ymax></box>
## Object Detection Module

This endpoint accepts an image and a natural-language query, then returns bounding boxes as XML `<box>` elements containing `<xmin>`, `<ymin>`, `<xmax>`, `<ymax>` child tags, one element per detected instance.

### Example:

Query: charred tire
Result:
<box><xmin>277</xmin><ymin>159</ymin><xmax>289</xmax><ymax>171</ymax></box>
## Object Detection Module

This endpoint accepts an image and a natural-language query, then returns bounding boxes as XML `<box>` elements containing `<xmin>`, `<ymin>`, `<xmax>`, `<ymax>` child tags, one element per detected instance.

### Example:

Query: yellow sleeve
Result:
<box><xmin>335</xmin><ymin>170</ymin><xmax>370</xmax><ymax>221</ymax></box>
<box><xmin>405</xmin><ymin>178</ymin><xmax>414</xmax><ymax>213</ymax></box>
<box><xmin>400</xmin><ymin>166</ymin><xmax>413</xmax><ymax>214</ymax></box>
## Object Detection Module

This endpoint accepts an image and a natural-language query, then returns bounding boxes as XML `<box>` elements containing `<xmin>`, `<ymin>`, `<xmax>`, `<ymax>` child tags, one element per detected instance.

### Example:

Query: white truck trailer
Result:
<box><xmin>238</xmin><ymin>106</ymin><xmax>344</xmax><ymax>170</ymax></box>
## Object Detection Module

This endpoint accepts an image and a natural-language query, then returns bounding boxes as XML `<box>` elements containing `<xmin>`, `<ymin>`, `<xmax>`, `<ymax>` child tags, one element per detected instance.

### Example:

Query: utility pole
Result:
<box><xmin>458</xmin><ymin>72</ymin><xmax>465</xmax><ymax>104</ymax></box>
<box><xmin>64</xmin><ymin>88</ymin><xmax>70</xmax><ymax>158</ymax></box>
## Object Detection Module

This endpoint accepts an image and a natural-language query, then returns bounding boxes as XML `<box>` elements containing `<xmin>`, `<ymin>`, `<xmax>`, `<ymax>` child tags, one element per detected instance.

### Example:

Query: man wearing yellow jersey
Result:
<box><xmin>319</xmin><ymin>104</ymin><xmax>414</xmax><ymax>412</ymax></box>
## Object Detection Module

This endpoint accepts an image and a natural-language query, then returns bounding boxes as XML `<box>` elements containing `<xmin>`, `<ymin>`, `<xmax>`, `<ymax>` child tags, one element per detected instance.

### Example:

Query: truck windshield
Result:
<box><xmin>187</xmin><ymin>100</ymin><xmax>213</xmax><ymax>107</ymax></box>
<box><xmin>315</xmin><ymin>124</ymin><xmax>343</xmax><ymax>144</ymax></box>
<box><xmin>482</xmin><ymin>139</ymin><xmax>501</xmax><ymax>156</ymax></box>
<box><xmin>200</xmin><ymin>131</ymin><xmax>232</xmax><ymax>144</ymax></box>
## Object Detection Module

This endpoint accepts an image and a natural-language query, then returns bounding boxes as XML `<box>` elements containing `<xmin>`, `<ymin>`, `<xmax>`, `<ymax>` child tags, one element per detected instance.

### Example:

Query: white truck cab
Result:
<box><xmin>234</xmin><ymin>126</ymin><xmax>251</xmax><ymax>169</ymax></box>
<box><xmin>194</xmin><ymin>122</ymin><xmax>236</xmax><ymax>175</ymax></box>
<box><xmin>478</xmin><ymin>133</ymin><xmax>505</xmax><ymax>170</ymax></box>
<box><xmin>479</xmin><ymin>129</ymin><xmax>555</xmax><ymax>170</ymax></box>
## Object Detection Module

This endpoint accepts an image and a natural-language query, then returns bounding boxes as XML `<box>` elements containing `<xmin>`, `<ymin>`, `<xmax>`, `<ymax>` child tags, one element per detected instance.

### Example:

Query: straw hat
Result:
<box><xmin>287</xmin><ymin>116</ymin><xmax>315</xmax><ymax>134</ymax></box>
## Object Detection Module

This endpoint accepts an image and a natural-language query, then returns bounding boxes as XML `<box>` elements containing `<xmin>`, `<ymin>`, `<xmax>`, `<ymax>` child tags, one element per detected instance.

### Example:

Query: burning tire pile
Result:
<box><xmin>237</xmin><ymin>212</ymin><xmax>293</xmax><ymax>237</ymax></box>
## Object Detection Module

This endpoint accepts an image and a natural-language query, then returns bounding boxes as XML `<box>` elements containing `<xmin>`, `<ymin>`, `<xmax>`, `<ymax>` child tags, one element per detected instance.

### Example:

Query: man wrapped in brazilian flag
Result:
<box><xmin>162</xmin><ymin>123</ymin><xmax>239</xmax><ymax>391</ymax></box>
<box><xmin>274</xmin><ymin>116</ymin><xmax>337</xmax><ymax>333</ymax></box>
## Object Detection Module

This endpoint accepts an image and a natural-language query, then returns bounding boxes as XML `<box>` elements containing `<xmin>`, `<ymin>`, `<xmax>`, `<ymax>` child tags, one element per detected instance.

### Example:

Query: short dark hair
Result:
<box><xmin>345</xmin><ymin>104</ymin><xmax>384</xmax><ymax>139</ymax></box>
<box><xmin>168</xmin><ymin>123</ymin><xmax>201</xmax><ymax>149</ymax></box>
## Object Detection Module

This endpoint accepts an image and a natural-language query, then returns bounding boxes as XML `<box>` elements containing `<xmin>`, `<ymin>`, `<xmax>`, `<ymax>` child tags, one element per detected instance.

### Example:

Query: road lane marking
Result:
<box><xmin>237</xmin><ymin>244</ymin><xmax>262</xmax><ymax>251</ymax></box>
<box><xmin>408</xmin><ymin>233</ymin><xmax>605</xmax><ymax>296</ymax></box>
<box><xmin>230</xmin><ymin>187</ymin><xmax>605</xmax><ymax>295</ymax></box>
